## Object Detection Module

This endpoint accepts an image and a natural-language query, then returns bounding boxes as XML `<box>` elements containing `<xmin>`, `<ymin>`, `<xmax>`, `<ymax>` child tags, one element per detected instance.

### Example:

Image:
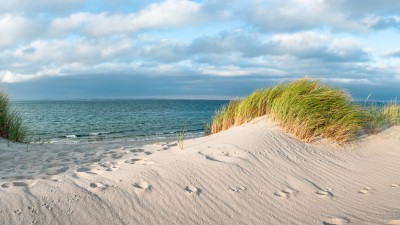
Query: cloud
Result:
<box><xmin>0</xmin><ymin>0</ymin><xmax>399</xmax><ymax>100</ymax></box>
<box><xmin>48</xmin><ymin>0</ymin><xmax>203</xmax><ymax>37</ymax></box>
<box><xmin>371</xmin><ymin>16</ymin><xmax>400</xmax><ymax>30</ymax></box>
<box><xmin>0</xmin><ymin>13</ymin><xmax>41</xmax><ymax>47</ymax></box>
<box><xmin>384</xmin><ymin>49</ymin><xmax>400</xmax><ymax>57</ymax></box>
<box><xmin>0</xmin><ymin>68</ymin><xmax>61</xmax><ymax>83</ymax></box>
<box><xmin>241</xmin><ymin>0</ymin><xmax>400</xmax><ymax>33</ymax></box>
<box><xmin>0</xmin><ymin>30</ymin><xmax>371</xmax><ymax>85</ymax></box>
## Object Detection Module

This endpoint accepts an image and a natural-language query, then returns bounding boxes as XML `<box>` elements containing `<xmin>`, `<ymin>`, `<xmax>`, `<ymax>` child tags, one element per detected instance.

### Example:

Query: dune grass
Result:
<box><xmin>177</xmin><ymin>127</ymin><xmax>185</xmax><ymax>150</ymax></box>
<box><xmin>269</xmin><ymin>80</ymin><xmax>365</xmax><ymax>143</ymax></box>
<box><xmin>208</xmin><ymin>78</ymin><xmax>399</xmax><ymax>144</ymax></box>
<box><xmin>363</xmin><ymin>104</ymin><xmax>387</xmax><ymax>134</ymax></box>
<box><xmin>0</xmin><ymin>91</ymin><xmax>28</xmax><ymax>143</ymax></box>
<box><xmin>383</xmin><ymin>103</ymin><xmax>400</xmax><ymax>125</ymax></box>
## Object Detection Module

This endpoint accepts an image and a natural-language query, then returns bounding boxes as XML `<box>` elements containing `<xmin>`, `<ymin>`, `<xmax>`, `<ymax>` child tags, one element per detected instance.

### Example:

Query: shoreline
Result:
<box><xmin>1</xmin><ymin>116</ymin><xmax>400</xmax><ymax>224</ymax></box>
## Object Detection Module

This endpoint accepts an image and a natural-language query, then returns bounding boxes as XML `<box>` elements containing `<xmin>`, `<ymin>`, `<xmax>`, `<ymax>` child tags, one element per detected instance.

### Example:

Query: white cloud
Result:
<box><xmin>0</xmin><ymin>14</ymin><xmax>35</xmax><ymax>47</ymax></box>
<box><xmin>270</xmin><ymin>32</ymin><xmax>331</xmax><ymax>54</ymax></box>
<box><xmin>242</xmin><ymin>0</ymin><xmax>400</xmax><ymax>33</ymax></box>
<box><xmin>198</xmin><ymin>65</ymin><xmax>286</xmax><ymax>77</ymax></box>
<box><xmin>328</xmin><ymin>38</ymin><xmax>367</xmax><ymax>59</ymax></box>
<box><xmin>267</xmin><ymin>32</ymin><xmax>368</xmax><ymax>61</ymax></box>
<box><xmin>0</xmin><ymin>68</ymin><xmax>60</xmax><ymax>83</ymax></box>
<box><xmin>11</xmin><ymin>38</ymin><xmax>136</xmax><ymax>65</ymax></box>
<box><xmin>49</xmin><ymin>0</ymin><xmax>202</xmax><ymax>37</ymax></box>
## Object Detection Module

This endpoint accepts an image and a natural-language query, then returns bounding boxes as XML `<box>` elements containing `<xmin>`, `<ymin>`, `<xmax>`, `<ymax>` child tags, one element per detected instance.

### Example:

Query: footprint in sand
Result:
<box><xmin>274</xmin><ymin>188</ymin><xmax>296</xmax><ymax>198</ymax></box>
<box><xmin>66</xmin><ymin>208</ymin><xmax>73</xmax><ymax>215</ymax></box>
<box><xmin>228</xmin><ymin>186</ymin><xmax>246</xmax><ymax>193</ymax></box>
<box><xmin>316</xmin><ymin>188</ymin><xmax>334</xmax><ymax>198</ymax></box>
<box><xmin>323</xmin><ymin>217</ymin><xmax>350</xmax><ymax>225</ymax></box>
<box><xmin>136</xmin><ymin>159</ymin><xmax>155</xmax><ymax>165</ymax></box>
<box><xmin>105</xmin><ymin>166</ymin><xmax>119</xmax><ymax>172</ymax></box>
<box><xmin>1</xmin><ymin>183</ymin><xmax>10</xmax><ymax>188</ymax></box>
<box><xmin>98</xmin><ymin>162</ymin><xmax>119</xmax><ymax>171</ymax></box>
<box><xmin>185</xmin><ymin>185</ymin><xmax>201</xmax><ymax>196</ymax></box>
<box><xmin>111</xmin><ymin>152</ymin><xmax>127</xmax><ymax>159</ymax></box>
<box><xmin>89</xmin><ymin>182</ymin><xmax>108</xmax><ymax>190</ymax></box>
<box><xmin>45</xmin><ymin>166</ymin><xmax>69</xmax><ymax>176</ymax></box>
<box><xmin>133</xmin><ymin>181</ymin><xmax>152</xmax><ymax>193</ymax></box>
<box><xmin>1</xmin><ymin>181</ymin><xmax>36</xmax><ymax>188</ymax></box>
<box><xmin>51</xmin><ymin>178</ymin><xmax>63</xmax><ymax>183</ymax></box>
<box><xmin>124</xmin><ymin>158</ymin><xmax>141</xmax><ymax>164</ymax></box>
<box><xmin>76</xmin><ymin>167</ymin><xmax>91</xmax><ymax>172</ymax></box>
<box><xmin>130</xmin><ymin>148</ymin><xmax>145</xmax><ymax>153</ymax></box>
<box><xmin>358</xmin><ymin>187</ymin><xmax>373</xmax><ymax>194</ymax></box>
<box><xmin>386</xmin><ymin>220</ymin><xmax>400</xmax><ymax>225</ymax></box>
<box><xmin>27</xmin><ymin>206</ymin><xmax>39</xmax><ymax>214</ymax></box>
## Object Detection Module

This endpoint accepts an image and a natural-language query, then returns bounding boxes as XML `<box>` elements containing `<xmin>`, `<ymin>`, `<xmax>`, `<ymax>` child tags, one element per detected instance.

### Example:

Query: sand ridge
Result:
<box><xmin>1</xmin><ymin>116</ymin><xmax>400</xmax><ymax>224</ymax></box>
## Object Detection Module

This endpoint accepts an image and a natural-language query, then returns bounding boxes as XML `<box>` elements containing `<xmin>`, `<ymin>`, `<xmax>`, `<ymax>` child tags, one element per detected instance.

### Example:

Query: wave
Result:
<box><xmin>60</xmin><ymin>128</ymin><xmax>205</xmax><ymax>142</ymax></box>
<box><xmin>65</xmin><ymin>135</ymin><xmax>77</xmax><ymax>138</ymax></box>
<box><xmin>63</xmin><ymin>132</ymin><xmax>111</xmax><ymax>139</ymax></box>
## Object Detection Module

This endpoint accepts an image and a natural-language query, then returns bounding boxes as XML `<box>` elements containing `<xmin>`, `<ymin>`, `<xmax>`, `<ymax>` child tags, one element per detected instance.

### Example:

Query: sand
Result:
<box><xmin>1</xmin><ymin>116</ymin><xmax>400</xmax><ymax>225</ymax></box>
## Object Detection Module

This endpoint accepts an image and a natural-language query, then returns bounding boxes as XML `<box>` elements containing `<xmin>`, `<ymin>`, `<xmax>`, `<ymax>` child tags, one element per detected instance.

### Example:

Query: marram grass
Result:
<box><xmin>383</xmin><ymin>103</ymin><xmax>400</xmax><ymax>125</ymax></box>
<box><xmin>208</xmin><ymin>79</ymin><xmax>399</xmax><ymax>144</ymax></box>
<box><xmin>269</xmin><ymin>79</ymin><xmax>365</xmax><ymax>143</ymax></box>
<box><xmin>0</xmin><ymin>91</ymin><xmax>28</xmax><ymax>143</ymax></box>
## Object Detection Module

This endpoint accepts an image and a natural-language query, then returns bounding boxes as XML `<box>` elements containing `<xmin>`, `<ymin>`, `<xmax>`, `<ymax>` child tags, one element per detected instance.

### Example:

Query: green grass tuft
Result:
<box><xmin>383</xmin><ymin>103</ymin><xmax>400</xmax><ymax>125</ymax></box>
<box><xmin>363</xmin><ymin>104</ymin><xmax>386</xmax><ymax>134</ymax></box>
<box><xmin>0</xmin><ymin>91</ymin><xmax>28</xmax><ymax>143</ymax></box>
<box><xmin>269</xmin><ymin>79</ymin><xmax>365</xmax><ymax>143</ymax></box>
<box><xmin>177</xmin><ymin>127</ymin><xmax>185</xmax><ymax>150</ymax></box>
<box><xmin>207</xmin><ymin>78</ymin><xmax>400</xmax><ymax>144</ymax></box>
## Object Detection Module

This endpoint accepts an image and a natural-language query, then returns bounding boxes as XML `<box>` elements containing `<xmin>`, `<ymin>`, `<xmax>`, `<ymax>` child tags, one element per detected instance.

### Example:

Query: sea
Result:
<box><xmin>11</xmin><ymin>99</ymin><xmax>229</xmax><ymax>144</ymax></box>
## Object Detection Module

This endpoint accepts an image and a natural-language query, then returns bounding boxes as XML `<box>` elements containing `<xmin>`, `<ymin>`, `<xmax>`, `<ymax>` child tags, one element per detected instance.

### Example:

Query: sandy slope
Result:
<box><xmin>1</xmin><ymin>117</ymin><xmax>400</xmax><ymax>225</ymax></box>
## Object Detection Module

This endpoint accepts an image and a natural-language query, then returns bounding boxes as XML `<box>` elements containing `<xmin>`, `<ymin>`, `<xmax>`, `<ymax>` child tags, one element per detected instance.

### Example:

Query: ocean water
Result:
<box><xmin>11</xmin><ymin>99</ymin><xmax>228</xmax><ymax>143</ymax></box>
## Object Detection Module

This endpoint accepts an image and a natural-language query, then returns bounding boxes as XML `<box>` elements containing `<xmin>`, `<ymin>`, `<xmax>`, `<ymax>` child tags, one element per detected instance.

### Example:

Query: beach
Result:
<box><xmin>1</xmin><ymin>116</ymin><xmax>400</xmax><ymax>225</ymax></box>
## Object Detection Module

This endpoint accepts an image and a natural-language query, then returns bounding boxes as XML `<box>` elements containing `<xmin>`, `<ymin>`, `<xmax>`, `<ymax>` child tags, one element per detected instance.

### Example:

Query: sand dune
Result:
<box><xmin>1</xmin><ymin>117</ymin><xmax>400</xmax><ymax>225</ymax></box>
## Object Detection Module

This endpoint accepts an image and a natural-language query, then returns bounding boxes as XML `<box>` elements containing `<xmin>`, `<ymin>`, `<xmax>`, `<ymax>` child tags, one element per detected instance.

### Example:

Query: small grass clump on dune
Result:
<box><xmin>383</xmin><ymin>103</ymin><xmax>400</xmax><ymax>125</ymax></box>
<box><xmin>0</xmin><ymin>91</ymin><xmax>28</xmax><ymax>143</ymax></box>
<box><xmin>208</xmin><ymin>78</ymin><xmax>399</xmax><ymax>144</ymax></box>
<box><xmin>363</xmin><ymin>104</ymin><xmax>387</xmax><ymax>134</ymax></box>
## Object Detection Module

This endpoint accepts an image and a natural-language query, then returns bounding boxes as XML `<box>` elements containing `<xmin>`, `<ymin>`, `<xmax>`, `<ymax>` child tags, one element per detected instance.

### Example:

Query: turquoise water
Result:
<box><xmin>11</xmin><ymin>100</ymin><xmax>228</xmax><ymax>143</ymax></box>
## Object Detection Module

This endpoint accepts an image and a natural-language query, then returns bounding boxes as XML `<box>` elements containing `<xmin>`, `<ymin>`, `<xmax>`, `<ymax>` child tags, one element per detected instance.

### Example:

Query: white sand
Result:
<box><xmin>1</xmin><ymin>116</ymin><xmax>400</xmax><ymax>225</ymax></box>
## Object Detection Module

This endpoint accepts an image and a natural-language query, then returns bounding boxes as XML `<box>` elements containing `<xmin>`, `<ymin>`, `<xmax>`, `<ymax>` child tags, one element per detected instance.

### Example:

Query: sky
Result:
<box><xmin>1</xmin><ymin>0</ymin><xmax>400</xmax><ymax>100</ymax></box>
